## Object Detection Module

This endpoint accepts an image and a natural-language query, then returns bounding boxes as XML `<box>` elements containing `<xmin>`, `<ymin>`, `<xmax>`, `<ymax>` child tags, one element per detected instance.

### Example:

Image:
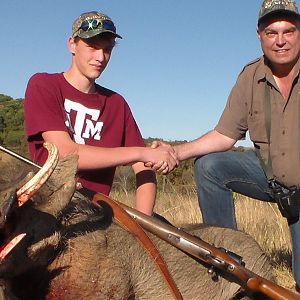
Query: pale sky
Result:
<box><xmin>1</xmin><ymin>0</ymin><xmax>268</xmax><ymax>146</ymax></box>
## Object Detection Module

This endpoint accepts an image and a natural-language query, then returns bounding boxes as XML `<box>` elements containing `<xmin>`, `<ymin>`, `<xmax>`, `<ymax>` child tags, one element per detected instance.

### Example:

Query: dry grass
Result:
<box><xmin>111</xmin><ymin>189</ymin><xmax>295</xmax><ymax>290</ymax></box>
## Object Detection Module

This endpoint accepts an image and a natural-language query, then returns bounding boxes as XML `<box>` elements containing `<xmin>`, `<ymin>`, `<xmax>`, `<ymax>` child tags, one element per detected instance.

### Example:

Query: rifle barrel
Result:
<box><xmin>0</xmin><ymin>145</ymin><xmax>41</xmax><ymax>169</ymax></box>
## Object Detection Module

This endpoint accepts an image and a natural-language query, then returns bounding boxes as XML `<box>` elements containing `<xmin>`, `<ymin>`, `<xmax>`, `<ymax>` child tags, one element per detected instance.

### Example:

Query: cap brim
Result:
<box><xmin>77</xmin><ymin>29</ymin><xmax>122</xmax><ymax>39</ymax></box>
<box><xmin>258</xmin><ymin>10</ymin><xmax>300</xmax><ymax>25</ymax></box>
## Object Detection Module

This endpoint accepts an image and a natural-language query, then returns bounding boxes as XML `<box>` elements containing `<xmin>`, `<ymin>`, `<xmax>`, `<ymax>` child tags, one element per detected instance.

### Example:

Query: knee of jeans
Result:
<box><xmin>194</xmin><ymin>155</ymin><xmax>217</xmax><ymax>180</ymax></box>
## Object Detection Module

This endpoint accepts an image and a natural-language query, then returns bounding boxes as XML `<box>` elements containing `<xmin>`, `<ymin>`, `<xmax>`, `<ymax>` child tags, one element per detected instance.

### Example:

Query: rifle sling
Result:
<box><xmin>91</xmin><ymin>192</ymin><xmax>183</xmax><ymax>300</ymax></box>
<box><xmin>254</xmin><ymin>82</ymin><xmax>274</xmax><ymax>180</ymax></box>
<box><xmin>255</xmin><ymin>83</ymin><xmax>300</xmax><ymax>220</ymax></box>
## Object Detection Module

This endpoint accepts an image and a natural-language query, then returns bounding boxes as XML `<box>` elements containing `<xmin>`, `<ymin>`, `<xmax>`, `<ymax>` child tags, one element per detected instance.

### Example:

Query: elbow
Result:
<box><xmin>213</xmin><ymin>131</ymin><xmax>237</xmax><ymax>152</ymax></box>
<box><xmin>56</xmin><ymin>142</ymin><xmax>79</xmax><ymax>160</ymax></box>
<box><xmin>223</xmin><ymin>140</ymin><xmax>236</xmax><ymax>151</ymax></box>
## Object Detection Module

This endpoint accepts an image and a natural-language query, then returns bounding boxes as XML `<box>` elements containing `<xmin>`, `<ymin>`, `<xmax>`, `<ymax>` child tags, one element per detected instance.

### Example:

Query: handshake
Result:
<box><xmin>144</xmin><ymin>140</ymin><xmax>179</xmax><ymax>175</ymax></box>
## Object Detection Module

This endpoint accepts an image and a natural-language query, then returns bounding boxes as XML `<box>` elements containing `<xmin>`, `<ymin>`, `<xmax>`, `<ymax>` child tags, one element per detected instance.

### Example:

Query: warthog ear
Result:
<box><xmin>31</xmin><ymin>154</ymin><xmax>79</xmax><ymax>217</ymax></box>
<box><xmin>0</xmin><ymin>153</ymin><xmax>35</xmax><ymax>191</ymax></box>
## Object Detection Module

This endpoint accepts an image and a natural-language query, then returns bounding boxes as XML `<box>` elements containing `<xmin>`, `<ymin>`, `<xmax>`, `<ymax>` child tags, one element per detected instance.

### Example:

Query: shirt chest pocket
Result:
<box><xmin>247</xmin><ymin>112</ymin><xmax>268</xmax><ymax>143</ymax></box>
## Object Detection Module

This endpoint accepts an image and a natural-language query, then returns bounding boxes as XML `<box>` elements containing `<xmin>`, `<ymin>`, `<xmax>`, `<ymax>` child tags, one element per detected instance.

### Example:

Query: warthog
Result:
<box><xmin>0</xmin><ymin>148</ymin><xmax>274</xmax><ymax>300</ymax></box>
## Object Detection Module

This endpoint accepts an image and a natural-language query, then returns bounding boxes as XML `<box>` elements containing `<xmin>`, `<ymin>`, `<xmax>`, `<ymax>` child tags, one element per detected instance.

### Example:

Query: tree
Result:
<box><xmin>0</xmin><ymin>94</ymin><xmax>26</xmax><ymax>153</ymax></box>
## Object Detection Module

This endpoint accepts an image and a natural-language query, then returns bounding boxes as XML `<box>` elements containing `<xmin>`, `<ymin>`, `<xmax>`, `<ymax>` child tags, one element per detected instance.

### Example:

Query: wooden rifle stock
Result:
<box><xmin>95</xmin><ymin>194</ymin><xmax>300</xmax><ymax>300</ymax></box>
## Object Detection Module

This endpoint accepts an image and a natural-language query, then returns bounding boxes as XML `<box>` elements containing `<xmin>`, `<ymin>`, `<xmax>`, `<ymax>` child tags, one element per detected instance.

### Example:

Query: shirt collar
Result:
<box><xmin>256</xmin><ymin>55</ymin><xmax>300</xmax><ymax>84</ymax></box>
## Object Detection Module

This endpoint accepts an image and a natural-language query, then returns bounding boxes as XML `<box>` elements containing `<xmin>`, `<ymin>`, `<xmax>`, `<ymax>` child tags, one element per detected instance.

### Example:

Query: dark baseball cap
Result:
<box><xmin>72</xmin><ymin>11</ymin><xmax>122</xmax><ymax>39</ymax></box>
<box><xmin>258</xmin><ymin>0</ymin><xmax>300</xmax><ymax>25</ymax></box>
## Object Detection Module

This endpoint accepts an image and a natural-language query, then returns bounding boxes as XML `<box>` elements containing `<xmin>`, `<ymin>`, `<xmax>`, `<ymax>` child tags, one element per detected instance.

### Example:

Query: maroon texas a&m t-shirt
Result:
<box><xmin>24</xmin><ymin>72</ymin><xmax>145</xmax><ymax>195</ymax></box>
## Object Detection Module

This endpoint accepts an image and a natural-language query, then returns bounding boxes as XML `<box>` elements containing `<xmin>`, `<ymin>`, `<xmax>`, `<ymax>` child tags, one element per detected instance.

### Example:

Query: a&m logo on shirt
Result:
<box><xmin>64</xmin><ymin>99</ymin><xmax>103</xmax><ymax>144</ymax></box>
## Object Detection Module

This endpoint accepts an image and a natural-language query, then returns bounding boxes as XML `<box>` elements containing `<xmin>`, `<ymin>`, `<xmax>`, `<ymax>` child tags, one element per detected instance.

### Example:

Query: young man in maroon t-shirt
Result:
<box><xmin>24</xmin><ymin>11</ymin><xmax>178</xmax><ymax>215</ymax></box>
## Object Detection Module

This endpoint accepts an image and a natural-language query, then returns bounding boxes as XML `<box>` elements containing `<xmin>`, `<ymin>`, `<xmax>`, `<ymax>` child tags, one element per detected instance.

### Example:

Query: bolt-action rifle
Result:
<box><xmin>93</xmin><ymin>193</ymin><xmax>300</xmax><ymax>300</ymax></box>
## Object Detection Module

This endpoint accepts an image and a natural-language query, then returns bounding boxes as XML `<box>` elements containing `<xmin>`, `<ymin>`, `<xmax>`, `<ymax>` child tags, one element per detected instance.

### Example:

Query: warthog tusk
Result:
<box><xmin>16</xmin><ymin>143</ymin><xmax>59</xmax><ymax>206</ymax></box>
<box><xmin>0</xmin><ymin>233</ymin><xmax>27</xmax><ymax>261</ymax></box>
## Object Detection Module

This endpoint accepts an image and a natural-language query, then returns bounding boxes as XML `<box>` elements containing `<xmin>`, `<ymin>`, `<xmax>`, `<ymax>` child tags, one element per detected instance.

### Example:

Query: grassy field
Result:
<box><xmin>111</xmin><ymin>189</ymin><xmax>296</xmax><ymax>291</ymax></box>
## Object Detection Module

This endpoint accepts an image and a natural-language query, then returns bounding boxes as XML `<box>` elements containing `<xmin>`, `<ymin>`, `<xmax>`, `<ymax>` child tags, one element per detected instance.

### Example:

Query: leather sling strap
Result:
<box><xmin>255</xmin><ymin>82</ymin><xmax>274</xmax><ymax>180</ymax></box>
<box><xmin>91</xmin><ymin>192</ymin><xmax>183</xmax><ymax>300</ymax></box>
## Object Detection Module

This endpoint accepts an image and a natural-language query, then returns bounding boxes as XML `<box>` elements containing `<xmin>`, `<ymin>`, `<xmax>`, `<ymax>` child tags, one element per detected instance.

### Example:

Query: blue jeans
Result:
<box><xmin>194</xmin><ymin>150</ymin><xmax>300</xmax><ymax>287</ymax></box>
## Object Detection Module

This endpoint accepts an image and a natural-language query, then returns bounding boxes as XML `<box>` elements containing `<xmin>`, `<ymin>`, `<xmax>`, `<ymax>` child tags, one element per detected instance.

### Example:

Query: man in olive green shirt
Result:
<box><xmin>158</xmin><ymin>0</ymin><xmax>300</xmax><ymax>290</ymax></box>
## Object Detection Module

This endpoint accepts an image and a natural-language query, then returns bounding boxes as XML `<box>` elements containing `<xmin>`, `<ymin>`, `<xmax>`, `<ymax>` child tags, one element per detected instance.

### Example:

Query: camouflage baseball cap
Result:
<box><xmin>258</xmin><ymin>0</ymin><xmax>300</xmax><ymax>24</ymax></box>
<box><xmin>72</xmin><ymin>11</ymin><xmax>122</xmax><ymax>39</ymax></box>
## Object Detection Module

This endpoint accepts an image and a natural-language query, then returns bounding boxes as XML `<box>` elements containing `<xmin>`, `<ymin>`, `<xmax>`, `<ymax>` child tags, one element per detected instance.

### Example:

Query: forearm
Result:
<box><xmin>42</xmin><ymin>131</ymin><xmax>177</xmax><ymax>171</ymax></box>
<box><xmin>135</xmin><ymin>182</ymin><xmax>156</xmax><ymax>216</ymax></box>
<box><xmin>44</xmin><ymin>137</ymin><xmax>145</xmax><ymax>169</ymax></box>
<box><xmin>76</xmin><ymin>144</ymin><xmax>146</xmax><ymax>169</ymax></box>
<box><xmin>174</xmin><ymin>130</ymin><xmax>236</xmax><ymax>161</ymax></box>
<box><xmin>133</xmin><ymin>162</ymin><xmax>157</xmax><ymax>215</ymax></box>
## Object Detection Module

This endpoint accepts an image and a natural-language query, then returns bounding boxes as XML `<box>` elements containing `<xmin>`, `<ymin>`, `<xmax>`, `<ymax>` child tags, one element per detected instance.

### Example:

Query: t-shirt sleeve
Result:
<box><xmin>123</xmin><ymin>101</ymin><xmax>145</xmax><ymax>147</ymax></box>
<box><xmin>215</xmin><ymin>73</ymin><xmax>249</xmax><ymax>141</ymax></box>
<box><xmin>24</xmin><ymin>73</ymin><xmax>68</xmax><ymax>140</ymax></box>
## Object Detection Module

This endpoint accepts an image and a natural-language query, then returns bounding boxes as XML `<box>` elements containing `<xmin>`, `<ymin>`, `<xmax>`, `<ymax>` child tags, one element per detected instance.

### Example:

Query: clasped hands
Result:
<box><xmin>144</xmin><ymin>140</ymin><xmax>178</xmax><ymax>175</ymax></box>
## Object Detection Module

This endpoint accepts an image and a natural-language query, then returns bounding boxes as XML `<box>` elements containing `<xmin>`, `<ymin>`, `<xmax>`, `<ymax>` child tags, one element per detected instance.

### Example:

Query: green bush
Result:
<box><xmin>0</xmin><ymin>94</ymin><xmax>27</xmax><ymax>154</ymax></box>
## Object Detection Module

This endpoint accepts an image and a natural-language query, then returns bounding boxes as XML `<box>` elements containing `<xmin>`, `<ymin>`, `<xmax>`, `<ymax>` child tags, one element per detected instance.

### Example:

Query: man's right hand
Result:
<box><xmin>144</xmin><ymin>140</ymin><xmax>179</xmax><ymax>174</ymax></box>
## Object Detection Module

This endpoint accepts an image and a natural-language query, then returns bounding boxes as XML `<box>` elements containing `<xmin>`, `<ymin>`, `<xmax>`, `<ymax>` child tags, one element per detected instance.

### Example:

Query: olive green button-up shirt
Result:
<box><xmin>216</xmin><ymin>56</ymin><xmax>300</xmax><ymax>187</ymax></box>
